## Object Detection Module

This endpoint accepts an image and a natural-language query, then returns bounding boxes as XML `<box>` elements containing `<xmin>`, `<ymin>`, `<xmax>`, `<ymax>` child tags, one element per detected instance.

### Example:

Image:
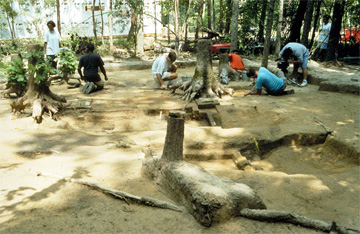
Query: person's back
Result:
<box><xmin>152</xmin><ymin>54</ymin><xmax>170</xmax><ymax>76</ymax></box>
<box><xmin>256</xmin><ymin>67</ymin><xmax>284</xmax><ymax>93</ymax></box>
<box><xmin>79</xmin><ymin>52</ymin><xmax>103</xmax><ymax>82</ymax></box>
<box><xmin>229</xmin><ymin>53</ymin><xmax>245</xmax><ymax>71</ymax></box>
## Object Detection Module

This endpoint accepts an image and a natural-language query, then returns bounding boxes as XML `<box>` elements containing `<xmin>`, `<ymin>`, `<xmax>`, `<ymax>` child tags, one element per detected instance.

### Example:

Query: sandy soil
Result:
<box><xmin>0</xmin><ymin>58</ymin><xmax>359</xmax><ymax>234</ymax></box>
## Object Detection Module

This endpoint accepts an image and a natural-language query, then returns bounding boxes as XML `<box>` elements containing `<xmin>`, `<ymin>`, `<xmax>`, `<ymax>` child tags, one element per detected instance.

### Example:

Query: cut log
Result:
<box><xmin>142</xmin><ymin>111</ymin><xmax>266</xmax><ymax>227</ymax></box>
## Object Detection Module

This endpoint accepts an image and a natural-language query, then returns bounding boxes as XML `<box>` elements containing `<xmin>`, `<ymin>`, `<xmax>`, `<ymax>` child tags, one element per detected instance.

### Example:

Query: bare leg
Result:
<box><xmin>302</xmin><ymin>67</ymin><xmax>308</xmax><ymax>81</ymax></box>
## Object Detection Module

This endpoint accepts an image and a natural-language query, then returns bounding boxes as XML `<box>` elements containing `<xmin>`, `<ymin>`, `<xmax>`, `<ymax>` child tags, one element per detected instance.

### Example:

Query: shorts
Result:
<box><xmin>47</xmin><ymin>55</ymin><xmax>57</xmax><ymax>68</ymax></box>
<box><xmin>319</xmin><ymin>42</ymin><xmax>328</xmax><ymax>50</ymax></box>
<box><xmin>152</xmin><ymin>72</ymin><xmax>170</xmax><ymax>80</ymax></box>
<box><xmin>301</xmin><ymin>50</ymin><xmax>309</xmax><ymax>69</ymax></box>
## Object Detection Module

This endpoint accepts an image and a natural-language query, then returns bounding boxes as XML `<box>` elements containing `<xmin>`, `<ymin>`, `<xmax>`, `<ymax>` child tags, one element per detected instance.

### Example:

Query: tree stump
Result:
<box><xmin>177</xmin><ymin>40</ymin><xmax>234</xmax><ymax>102</ymax></box>
<box><xmin>219</xmin><ymin>52</ymin><xmax>237</xmax><ymax>81</ymax></box>
<box><xmin>142</xmin><ymin>111</ymin><xmax>266</xmax><ymax>227</ymax></box>
<box><xmin>11</xmin><ymin>45</ymin><xmax>67</xmax><ymax>124</ymax></box>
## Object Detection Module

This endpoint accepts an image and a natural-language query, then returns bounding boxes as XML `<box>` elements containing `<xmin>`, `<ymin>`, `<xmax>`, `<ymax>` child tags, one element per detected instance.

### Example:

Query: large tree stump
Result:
<box><xmin>10</xmin><ymin>45</ymin><xmax>67</xmax><ymax>123</ymax></box>
<box><xmin>176</xmin><ymin>40</ymin><xmax>234</xmax><ymax>101</ymax></box>
<box><xmin>142</xmin><ymin>111</ymin><xmax>266</xmax><ymax>227</ymax></box>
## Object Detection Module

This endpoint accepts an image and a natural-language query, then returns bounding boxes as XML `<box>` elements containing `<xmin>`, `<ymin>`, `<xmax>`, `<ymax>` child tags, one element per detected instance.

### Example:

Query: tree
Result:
<box><xmin>182</xmin><ymin>0</ymin><xmax>193</xmax><ymax>42</ymax></box>
<box><xmin>258</xmin><ymin>0</ymin><xmax>267</xmax><ymax>43</ymax></box>
<box><xmin>309</xmin><ymin>0</ymin><xmax>324</xmax><ymax>49</ymax></box>
<box><xmin>301</xmin><ymin>0</ymin><xmax>314</xmax><ymax>47</ymax></box>
<box><xmin>224</xmin><ymin>0</ymin><xmax>231</xmax><ymax>34</ymax></box>
<box><xmin>230</xmin><ymin>0</ymin><xmax>239</xmax><ymax>52</ymax></box>
<box><xmin>325</xmin><ymin>0</ymin><xmax>345</xmax><ymax>61</ymax></box>
<box><xmin>173</xmin><ymin>40</ymin><xmax>233</xmax><ymax>102</ymax></box>
<box><xmin>109</xmin><ymin>0</ymin><xmax>114</xmax><ymax>52</ymax></box>
<box><xmin>261</xmin><ymin>0</ymin><xmax>275</xmax><ymax>68</ymax></box>
<box><xmin>288</xmin><ymin>0</ymin><xmax>307</xmax><ymax>43</ymax></box>
<box><xmin>11</xmin><ymin>45</ymin><xmax>66</xmax><ymax>124</ymax></box>
<box><xmin>174</xmin><ymin>0</ymin><xmax>180</xmax><ymax>53</ymax></box>
<box><xmin>0</xmin><ymin>0</ymin><xmax>17</xmax><ymax>40</ymax></box>
<box><xmin>275</xmin><ymin>0</ymin><xmax>284</xmax><ymax>55</ymax></box>
<box><xmin>195</xmin><ymin>0</ymin><xmax>204</xmax><ymax>40</ymax></box>
<box><xmin>92</xmin><ymin>0</ymin><xmax>97</xmax><ymax>39</ymax></box>
<box><xmin>219</xmin><ymin>0</ymin><xmax>224</xmax><ymax>33</ymax></box>
<box><xmin>207</xmin><ymin>0</ymin><xmax>211</xmax><ymax>29</ymax></box>
<box><xmin>56</xmin><ymin>0</ymin><xmax>61</xmax><ymax>35</ymax></box>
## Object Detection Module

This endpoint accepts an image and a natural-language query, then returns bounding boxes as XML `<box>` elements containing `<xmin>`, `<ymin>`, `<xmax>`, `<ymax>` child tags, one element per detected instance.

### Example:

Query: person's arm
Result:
<box><xmin>100</xmin><ymin>65</ymin><xmax>108</xmax><ymax>81</ymax></box>
<box><xmin>156</xmin><ymin>73</ymin><xmax>166</xmax><ymax>89</ymax></box>
<box><xmin>244</xmin><ymin>89</ymin><xmax>262</xmax><ymax>96</ymax></box>
<box><xmin>78</xmin><ymin>64</ymin><xmax>84</xmax><ymax>80</ymax></box>
<box><xmin>44</xmin><ymin>42</ymin><xmax>47</xmax><ymax>53</ymax></box>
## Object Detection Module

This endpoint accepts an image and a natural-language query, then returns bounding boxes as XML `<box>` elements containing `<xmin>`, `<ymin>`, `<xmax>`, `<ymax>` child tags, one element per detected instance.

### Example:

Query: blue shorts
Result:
<box><xmin>301</xmin><ymin>50</ymin><xmax>309</xmax><ymax>69</ymax></box>
<box><xmin>319</xmin><ymin>42</ymin><xmax>328</xmax><ymax>50</ymax></box>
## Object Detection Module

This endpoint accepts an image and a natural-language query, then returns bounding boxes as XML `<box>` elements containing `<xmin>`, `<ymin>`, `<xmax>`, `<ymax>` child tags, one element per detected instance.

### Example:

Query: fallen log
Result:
<box><xmin>34</xmin><ymin>171</ymin><xmax>183</xmax><ymax>212</ymax></box>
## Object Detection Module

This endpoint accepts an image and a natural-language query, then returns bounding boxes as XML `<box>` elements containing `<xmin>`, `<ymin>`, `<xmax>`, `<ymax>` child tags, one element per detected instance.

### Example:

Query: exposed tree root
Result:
<box><xmin>11</xmin><ymin>86</ymin><xmax>67</xmax><ymax>124</ymax></box>
<box><xmin>239</xmin><ymin>209</ymin><xmax>360</xmax><ymax>234</ymax></box>
<box><xmin>2</xmin><ymin>84</ymin><xmax>26</xmax><ymax>98</ymax></box>
<box><xmin>34</xmin><ymin>171</ymin><xmax>184</xmax><ymax>212</ymax></box>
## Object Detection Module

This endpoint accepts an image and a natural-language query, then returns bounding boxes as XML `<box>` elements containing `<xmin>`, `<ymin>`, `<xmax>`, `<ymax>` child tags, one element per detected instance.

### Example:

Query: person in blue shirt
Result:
<box><xmin>278</xmin><ymin>42</ymin><xmax>309</xmax><ymax>87</ymax></box>
<box><xmin>244</xmin><ymin>67</ymin><xmax>294</xmax><ymax>96</ymax></box>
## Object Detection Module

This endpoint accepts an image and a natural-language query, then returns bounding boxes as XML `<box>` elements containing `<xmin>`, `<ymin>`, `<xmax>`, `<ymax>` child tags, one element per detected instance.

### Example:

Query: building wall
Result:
<box><xmin>0</xmin><ymin>0</ymin><xmax>163</xmax><ymax>40</ymax></box>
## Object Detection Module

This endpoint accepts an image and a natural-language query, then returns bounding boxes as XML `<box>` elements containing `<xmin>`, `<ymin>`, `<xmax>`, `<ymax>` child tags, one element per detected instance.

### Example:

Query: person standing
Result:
<box><xmin>152</xmin><ymin>52</ymin><xmax>178</xmax><ymax>90</ymax></box>
<box><xmin>318</xmin><ymin>15</ymin><xmax>331</xmax><ymax>61</ymax></box>
<box><xmin>78</xmin><ymin>43</ymin><xmax>108</xmax><ymax>94</ymax></box>
<box><xmin>278</xmin><ymin>42</ymin><xmax>309</xmax><ymax>87</ymax></box>
<box><xmin>244</xmin><ymin>67</ymin><xmax>294</xmax><ymax>96</ymax></box>
<box><xmin>44</xmin><ymin>20</ymin><xmax>61</xmax><ymax>68</ymax></box>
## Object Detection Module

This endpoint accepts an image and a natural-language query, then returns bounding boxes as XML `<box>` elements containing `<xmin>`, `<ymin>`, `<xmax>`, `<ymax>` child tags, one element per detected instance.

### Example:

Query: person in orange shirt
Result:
<box><xmin>227</xmin><ymin>51</ymin><xmax>245</xmax><ymax>80</ymax></box>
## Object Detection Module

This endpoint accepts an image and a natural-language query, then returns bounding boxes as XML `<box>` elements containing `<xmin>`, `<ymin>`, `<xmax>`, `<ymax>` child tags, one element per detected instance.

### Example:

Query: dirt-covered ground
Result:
<box><xmin>0</xmin><ymin>56</ymin><xmax>359</xmax><ymax>234</ymax></box>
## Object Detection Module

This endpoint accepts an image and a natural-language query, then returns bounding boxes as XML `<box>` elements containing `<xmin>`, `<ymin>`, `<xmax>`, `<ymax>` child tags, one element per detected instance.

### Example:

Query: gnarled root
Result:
<box><xmin>11</xmin><ymin>89</ymin><xmax>67</xmax><ymax>124</ymax></box>
<box><xmin>2</xmin><ymin>85</ymin><xmax>26</xmax><ymax>98</ymax></box>
<box><xmin>239</xmin><ymin>209</ymin><xmax>360</xmax><ymax>234</ymax></box>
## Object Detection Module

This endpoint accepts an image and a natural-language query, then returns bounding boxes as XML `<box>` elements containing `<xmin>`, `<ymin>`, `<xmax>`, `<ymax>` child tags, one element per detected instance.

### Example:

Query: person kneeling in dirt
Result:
<box><xmin>227</xmin><ymin>51</ymin><xmax>245</xmax><ymax>80</ymax></box>
<box><xmin>78</xmin><ymin>43</ymin><xmax>108</xmax><ymax>94</ymax></box>
<box><xmin>152</xmin><ymin>52</ymin><xmax>178</xmax><ymax>90</ymax></box>
<box><xmin>244</xmin><ymin>67</ymin><xmax>294</xmax><ymax>96</ymax></box>
<box><xmin>278</xmin><ymin>42</ymin><xmax>309</xmax><ymax>87</ymax></box>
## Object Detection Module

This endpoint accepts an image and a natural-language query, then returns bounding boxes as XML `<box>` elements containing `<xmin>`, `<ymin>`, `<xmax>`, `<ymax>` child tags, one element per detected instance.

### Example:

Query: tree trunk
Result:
<box><xmin>100</xmin><ymin>0</ymin><xmax>105</xmax><ymax>46</ymax></box>
<box><xmin>300</xmin><ymin>0</ymin><xmax>314</xmax><ymax>47</ymax></box>
<box><xmin>212</xmin><ymin>0</ymin><xmax>215</xmax><ymax>31</ymax></box>
<box><xmin>230</xmin><ymin>0</ymin><xmax>239</xmax><ymax>52</ymax></box>
<box><xmin>136</xmin><ymin>8</ymin><xmax>144</xmax><ymax>57</ymax></box>
<box><xmin>109</xmin><ymin>0</ymin><xmax>113</xmax><ymax>52</ymax></box>
<box><xmin>11</xmin><ymin>45</ymin><xmax>67</xmax><ymax>124</ymax></box>
<box><xmin>275</xmin><ymin>0</ymin><xmax>284</xmax><ymax>55</ymax></box>
<box><xmin>161</xmin><ymin>111</ymin><xmax>185</xmax><ymax>161</ymax></box>
<box><xmin>174</xmin><ymin>0</ymin><xmax>180</xmax><ymax>53</ymax></box>
<box><xmin>261</xmin><ymin>0</ymin><xmax>276</xmax><ymax>68</ymax></box>
<box><xmin>176</xmin><ymin>40</ymin><xmax>233</xmax><ymax>102</ymax></box>
<box><xmin>288</xmin><ymin>0</ymin><xmax>307</xmax><ymax>43</ymax></box>
<box><xmin>92</xmin><ymin>0</ymin><xmax>97</xmax><ymax>39</ymax></box>
<box><xmin>219</xmin><ymin>0</ymin><xmax>224</xmax><ymax>33</ymax></box>
<box><xmin>127</xmin><ymin>9</ymin><xmax>137</xmax><ymax>43</ymax></box>
<box><xmin>207</xmin><ymin>0</ymin><xmax>211</xmax><ymax>29</ymax></box>
<box><xmin>258</xmin><ymin>0</ymin><xmax>267</xmax><ymax>43</ymax></box>
<box><xmin>224</xmin><ymin>0</ymin><xmax>231</xmax><ymax>34</ymax></box>
<box><xmin>309</xmin><ymin>0</ymin><xmax>323</xmax><ymax>49</ymax></box>
<box><xmin>195</xmin><ymin>0</ymin><xmax>204</xmax><ymax>40</ymax></box>
<box><xmin>154</xmin><ymin>1</ymin><xmax>157</xmax><ymax>41</ymax></box>
<box><xmin>325</xmin><ymin>0</ymin><xmax>345</xmax><ymax>61</ymax></box>
<box><xmin>56</xmin><ymin>0</ymin><xmax>61</xmax><ymax>35</ymax></box>
<box><xmin>182</xmin><ymin>0</ymin><xmax>193</xmax><ymax>42</ymax></box>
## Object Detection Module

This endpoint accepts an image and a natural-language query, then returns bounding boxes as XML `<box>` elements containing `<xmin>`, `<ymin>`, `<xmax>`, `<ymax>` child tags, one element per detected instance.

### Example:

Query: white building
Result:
<box><xmin>0</xmin><ymin>0</ymin><xmax>164</xmax><ymax>40</ymax></box>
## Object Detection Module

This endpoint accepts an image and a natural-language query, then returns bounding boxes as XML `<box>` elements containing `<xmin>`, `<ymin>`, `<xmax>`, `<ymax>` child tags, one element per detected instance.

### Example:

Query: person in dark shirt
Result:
<box><xmin>78</xmin><ymin>43</ymin><xmax>108</xmax><ymax>94</ymax></box>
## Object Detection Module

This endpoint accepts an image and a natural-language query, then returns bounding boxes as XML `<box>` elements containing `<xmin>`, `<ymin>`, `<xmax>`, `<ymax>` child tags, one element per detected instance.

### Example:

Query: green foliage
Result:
<box><xmin>114</xmin><ymin>37</ymin><xmax>135</xmax><ymax>50</ymax></box>
<box><xmin>55</xmin><ymin>49</ymin><xmax>78</xmax><ymax>75</ymax></box>
<box><xmin>4</xmin><ymin>58</ymin><xmax>27</xmax><ymax>86</ymax></box>
<box><xmin>25</xmin><ymin>50</ymin><xmax>60</xmax><ymax>85</ymax></box>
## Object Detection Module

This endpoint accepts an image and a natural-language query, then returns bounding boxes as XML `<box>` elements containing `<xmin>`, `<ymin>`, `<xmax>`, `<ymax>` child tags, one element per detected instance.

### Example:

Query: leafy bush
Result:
<box><xmin>25</xmin><ymin>50</ymin><xmax>60</xmax><ymax>85</ymax></box>
<box><xmin>55</xmin><ymin>48</ymin><xmax>78</xmax><ymax>75</ymax></box>
<box><xmin>4</xmin><ymin>58</ymin><xmax>27</xmax><ymax>87</ymax></box>
<box><xmin>114</xmin><ymin>37</ymin><xmax>135</xmax><ymax>50</ymax></box>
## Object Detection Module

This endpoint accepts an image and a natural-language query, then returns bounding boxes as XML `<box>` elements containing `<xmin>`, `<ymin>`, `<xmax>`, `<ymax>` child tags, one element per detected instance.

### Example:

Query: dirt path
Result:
<box><xmin>0</xmin><ymin>61</ymin><xmax>359</xmax><ymax>234</ymax></box>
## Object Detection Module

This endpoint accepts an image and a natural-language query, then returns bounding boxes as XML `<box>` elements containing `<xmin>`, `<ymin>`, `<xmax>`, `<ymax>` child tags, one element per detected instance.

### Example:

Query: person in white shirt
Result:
<box><xmin>44</xmin><ymin>20</ymin><xmax>61</xmax><ymax>68</ymax></box>
<box><xmin>151</xmin><ymin>52</ymin><xmax>178</xmax><ymax>90</ymax></box>
<box><xmin>318</xmin><ymin>15</ymin><xmax>331</xmax><ymax>61</ymax></box>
